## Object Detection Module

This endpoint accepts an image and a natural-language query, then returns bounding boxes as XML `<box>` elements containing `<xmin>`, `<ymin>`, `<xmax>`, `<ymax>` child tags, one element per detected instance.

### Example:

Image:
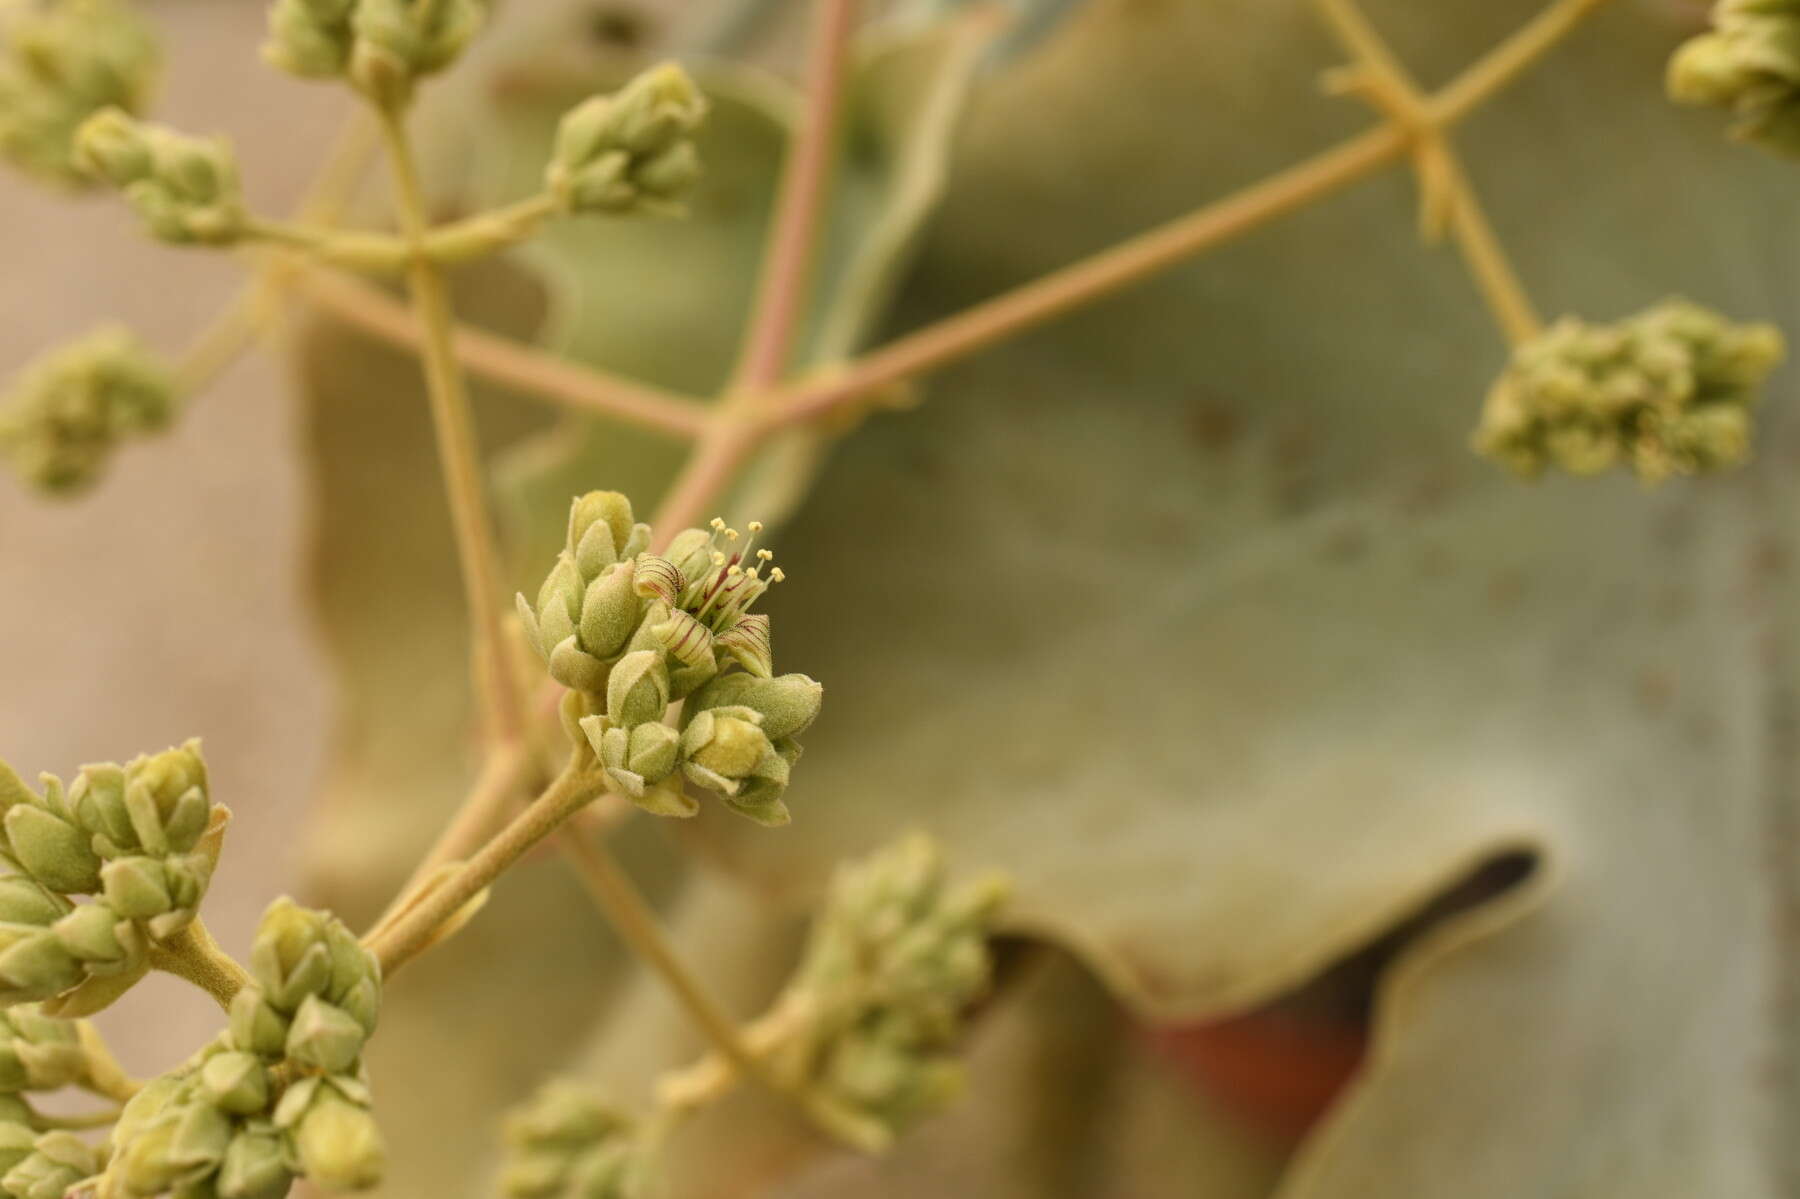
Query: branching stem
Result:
<box><xmin>147</xmin><ymin>917</ymin><xmax>252</xmax><ymax>1011</ymax></box>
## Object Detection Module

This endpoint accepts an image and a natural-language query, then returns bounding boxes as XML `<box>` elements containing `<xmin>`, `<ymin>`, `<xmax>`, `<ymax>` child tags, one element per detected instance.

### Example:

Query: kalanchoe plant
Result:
<box><xmin>1471</xmin><ymin>298</ymin><xmax>1785</xmax><ymax>481</ymax></box>
<box><xmin>0</xmin><ymin>0</ymin><xmax>158</xmax><ymax>188</ymax></box>
<box><xmin>0</xmin><ymin>326</ymin><xmax>175</xmax><ymax>494</ymax></box>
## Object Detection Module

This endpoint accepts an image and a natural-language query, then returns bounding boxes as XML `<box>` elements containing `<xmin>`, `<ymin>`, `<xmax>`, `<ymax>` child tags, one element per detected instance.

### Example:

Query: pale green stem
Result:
<box><xmin>368</xmin><ymin>756</ymin><xmax>603</xmax><ymax>974</ymax></box>
<box><xmin>147</xmin><ymin>918</ymin><xmax>252</xmax><ymax>1011</ymax></box>
<box><xmin>373</xmin><ymin>101</ymin><xmax>526</xmax><ymax>745</ymax></box>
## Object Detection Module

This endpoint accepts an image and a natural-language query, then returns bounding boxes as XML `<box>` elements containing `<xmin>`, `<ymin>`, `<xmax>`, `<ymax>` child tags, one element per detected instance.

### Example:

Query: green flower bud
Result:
<box><xmin>0</xmin><ymin>1122</ymin><xmax>33</xmax><ymax>1178</ymax></box>
<box><xmin>687</xmin><ymin>672</ymin><xmax>823</xmax><ymax>741</ymax></box>
<box><xmin>51</xmin><ymin>901</ymin><xmax>133</xmax><ymax>968</ymax></box>
<box><xmin>285</xmin><ymin>994</ymin><xmax>367</xmax><ymax>1075</ymax></box>
<box><xmin>100</xmin><ymin>855</ymin><xmax>172</xmax><ymax>921</ymax></box>
<box><xmin>217</xmin><ymin>1121</ymin><xmax>292</xmax><ymax>1199</ymax></box>
<box><xmin>0</xmin><ymin>879</ymin><xmax>68</xmax><ymax>929</ymax></box>
<box><xmin>546</xmin><ymin>63</ymin><xmax>708</xmax><ymax>216</ymax></box>
<box><xmin>2</xmin><ymin>1130</ymin><xmax>96</xmax><ymax>1199</ymax></box>
<box><xmin>288</xmin><ymin>1082</ymin><xmax>385</xmax><ymax>1190</ymax></box>
<box><xmin>200</xmin><ymin>1051</ymin><xmax>270</xmax><ymax>1116</ymax></box>
<box><xmin>4</xmin><ymin>800</ymin><xmax>101</xmax><ymax>895</ymax></box>
<box><xmin>0</xmin><ymin>0</ymin><xmax>159</xmax><ymax>188</ymax></box>
<box><xmin>518</xmin><ymin>494</ymin><xmax>652</xmax><ymax>699</ymax></box>
<box><xmin>680</xmin><ymin>707</ymin><xmax>779</xmax><ymax>796</ymax></box>
<box><xmin>606</xmin><ymin>650</ymin><xmax>669</xmax><ymax>730</ymax></box>
<box><xmin>0</xmin><ymin>325</ymin><xmax>175</xmax><ymax>495</ymax></box>
<box><xmin>0</xmin><ymin>1005</ymin><xmax>86</xmax><ymax>1092</ymax></box>
<box><xmin>0</xmin><ymin>924</ymin><xmax>82</xmax><ymax>1004</ymax></box>
<box><xmin>264</xmin><ymin>0</ymin><xmax>356</xmax><ymax>80</ymax></box>
<box><xmin>1669</xmin><ymin>4</ymin><xmax>1800</xmax><ymax>155</ymax></box>
<box><xmin>500</xmin><ymin>1081</ymin><xmax>640</xmax><ymax>1199</ymax></box>
<box><xmin>73</xmin><ymin>108</ymin><xmax>246</xmax><ymax>244</ymax></box>
<box><xmin>779</xmin><ymin>837</ymin><xmax>1010</xmax><ymax>1139</ymax></box>
<box><xmin>249</xmin><ymin>898</ymin><xmax>360</xmax><ymax>1013</ymax></box>
<box><xmin>115</xmin><ymin>740</ymin><xmax>211</xmax><ymax>856</ymax></box>
<box><xmin>228</xmin><ymin>988</ymin><xmax>290</xmax><ymax>1060</ymax></box>
<box><xmin>347</xmin><ymin>0</ymin><xmax>483</xmax><ymax>106</ymax></box>
<box><xmin>1473</xmin><ymin>299</ymin><xmax>1784</xmax><ymax>483</ymax></box>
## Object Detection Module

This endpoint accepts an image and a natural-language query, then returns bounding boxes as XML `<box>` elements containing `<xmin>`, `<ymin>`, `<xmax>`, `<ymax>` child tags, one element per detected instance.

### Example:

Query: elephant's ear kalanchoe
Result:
<box><xmin>0</xmin><ymin>741</ymin><xmax>227</xmax><ymax>1017</ymax></box>
<box><xmin>0</xmin><ymin>325</ymin><xmax>176</xmax><ymax>496</ymax></box>
<box><xmin>0</xmin><ymin>0</ymin><xmax>160</xmax><ymax>189</ymax></box>
<box><xmin>517</xmin><ymin>491</ymin><xmax>824</xmax><ymax>825</ymax></box>
<box><xmin>1472</xmin><ymin>298</ymin><xmax>1784</xmax><ymax>482</ymax></box>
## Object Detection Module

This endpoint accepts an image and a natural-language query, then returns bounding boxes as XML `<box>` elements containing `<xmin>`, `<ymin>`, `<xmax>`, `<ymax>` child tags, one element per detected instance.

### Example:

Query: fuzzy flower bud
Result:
<box><xmin>499</xmin><ymin>1081</ymin><xmax>645</xmax><ymax>1199</ymax></box>
<box><xmin>278</xmin><ymin>1075</ymin><xmax>386</xmax><ymax>1190</ymax></box>
<box><xmin>1473</xmin><ymin>298</ymin><xmax>1784</xmax><ymax>483</ymax></box>
<box><xmin>0</xmin><ymin>1005</ymin><xmax>87</xmax><ymax>1093</ymax></box>
<box><xmin>347</xmin><ymin>0</ymin><xmax>483</xmax><ymax>106</ymax></box>
<box><xmin>217</xmin><ymin>1119</ymin><xmax>293</xmax><ymax>1199</ymax></box>
<box><xmin>1670</xmin><ymin>1</ymin><xmax>1800</xmax><ymax>156</ymax></box>
<box><xmin>0</xmin><ymin>326</ymin><xmax>175</xmax><ymax>495</ymax></box>
<box><xmin>0</xmin><ymin>0</ymin><xmax>159</xmax><ymax>188</ymax></box>
<box><xmin>2</xmin><ymin>1130</ymin><xmax>96</xmax><ymax>1199</ymax></box>
<box><xmin>0</xmin><ymin>1121</ymin><xmax>32</xmax><ymax>1179</ymax></box>
<box><xmin>237</xmin><ymin>897</ymin><xmax>379</xmax><ymax>1066</ymax></box>
<box><xmin>72</xmin><ymin>108</ymin><xmax>246</xmax><ymax>244</ymax></box>
<box><xmin>677</xmin><ymin>706</ymin><xmax>794</xmax><ymax>825</ymax></box>
<box><xmin>778</xmin><ymin>835</ymin><xmax>1009</xmax><ymax>1141</ymax></box>
<box><xmin>516</xmin><ymin>492</ymin><xmax>652</xmax><ymax>696</ymax></box>
<box><xmin>546</xmin><ymin>63</ymin><xmax>707</xmax><ymax>216</ymax></box>
<box><xmin>264</xmin><ymin>0</ymin><xmax>356</xmax><ymax>79</ymax></box>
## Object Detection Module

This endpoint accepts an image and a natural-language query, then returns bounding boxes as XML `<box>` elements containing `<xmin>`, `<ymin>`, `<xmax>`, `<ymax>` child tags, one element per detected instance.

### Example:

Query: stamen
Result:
<box><xmin>770</xmin><ymin>567</ymin><xmax>786</xmax><ymax>583</ymax></box>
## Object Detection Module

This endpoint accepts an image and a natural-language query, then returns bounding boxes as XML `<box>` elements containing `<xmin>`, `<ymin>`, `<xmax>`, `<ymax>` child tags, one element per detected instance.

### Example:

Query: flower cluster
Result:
<box><xmin>773</xmin><ymin>835</ymin><xmax>1008</xmax><ymax>1142</ymax></box>
<box><xmin>498</xmin><ymin>1082</ymin><xmax>647</xmax><ymax>1199</ymax></box>
<box><xmin>263</xmin><ymin>0</ymin><xmax>482</xmax><ymax>106</ymax></box>
<box><xmin>72</xmin><ymin>108</ymin><xmax>246</xmax><ymax>244</ymax></box>
<box><xmin>0</xmin><ymin>741</ymin><xmax>225</xmax><ymax>1017</ymax></box>
<box><xmin>96</xmin><ymin>898</ymin><xmax>385</xmax><ymax>1197</ymax></box>
<box><xmin>0</xmin><ymin>326</ymin><xmax>175</xmax><ymax>495</ymax></box>
<box><xmin>1669</xmin><ymin>0</ymin><xmax>1800</xmax><ymax>156</ymax></box>
<box><xmin>546</xmin><ymin>63</ymin><xmax>707</xmax><ymax>217</ymax></box>
<box><xmin>0</xmin><ymin>0</ymin><xmax>159</xmax><ymax>188</ymax></box>
<box><xmin>516</xmin><ymin>491</ymin><xmax>823</xmax><ymax>826</ymax></box>
<box><xmin>1472</xmin><ymin>298</ymin><xmax>1784</xmax><ymax>482</ymax></box>
<box><xmin>0</xmin><ymin>1005</ymin><xmax>122</xmax><ymax>1196</ymax></box>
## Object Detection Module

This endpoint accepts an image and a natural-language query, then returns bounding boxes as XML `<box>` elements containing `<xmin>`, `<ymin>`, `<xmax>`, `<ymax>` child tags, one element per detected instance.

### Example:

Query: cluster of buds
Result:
<box><xmin>0</xmin><ymin>0</ymin><xmax>159</xmax><ymax>188</ymax></box>
<box><xmin>72</xmin><ymin>108</ymin><xmax>245</xmax><ymax>244</ymax></box>
<box><xmin>1669</xmin><ymin>0</ymin><xmax>1800</xmax><ymax>156</ymax></box>
<box><xmin>0</xmin><ymin>326</ymin><xmax>175</xmax><ymax>495</ymax></box>
<box><xmin>1472</xmin><ymin>298</ymin><xmax>1785</xmax><ymax>482</ymax></box>
<box><xmin>516</xmin><ymin>491</ymin><xmax>823</xmax><ymax>826</ymax></box>
<box><xmin>98</xmin><ymin>898</ymin><xmax>385</xmax><ymax>1197</ymax></box>
<box><xmin>546</xmin><ymin>63</ymin><xmax>706</xmax><ymax>217</ymax></box>
<box><xmin>773</xmin><ymin>836</ymin><xmax>1008</xmax><ymax>1142</ymax></box>
<box><xmin>498</xmin><ymin>1082</ymin><xmax>647</xmax><ymax>1199</ymax></box>
<box><xmin>263</xmin><ymin>0</ymin><xmax>482</xmax><ymax>107</ymax></box>
<box><xmin>0</xmin><ymin>741</ymin><xmax>226</xmax><ymax>1016</ymax></box>
<box><xmin>0</xmin><ymin>1005</ymin><xmax>126</xmax><ymax>1195</ymax></box>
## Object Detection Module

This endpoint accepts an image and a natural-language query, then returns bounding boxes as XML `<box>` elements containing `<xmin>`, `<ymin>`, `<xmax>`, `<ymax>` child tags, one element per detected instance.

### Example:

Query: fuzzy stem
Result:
<box><xmin>148</xmin><ymin>918</ymin><xmax>252</xmax><ymax>1011</ymax></box>
<box><xmin>368</xmin><ymin>756</ymin><xmax>604</xmax><ymax>974</ymax></box>
<box><xmin>373</xmin><ymin>102</ymin><xmax>526</xmax><ymax>745</ymax></box>
<box><xmin>292</xmin><ymin>265</ymin><xmax>711</xmax><ymax>438</ymax></box>
<box><xmin>730</xmin><ymin>0</ymin><xmax>859</xmax><ymax>390</ymax></box>
<box><xmin>769</xmin><ymin>0</ymin><xmax>1610</xmax><ymax>428</ymax></box>
<box><xmin>76</xmin><ymin>1023</ymin><xmax>140</xmax><ymax>1103</ymax></box>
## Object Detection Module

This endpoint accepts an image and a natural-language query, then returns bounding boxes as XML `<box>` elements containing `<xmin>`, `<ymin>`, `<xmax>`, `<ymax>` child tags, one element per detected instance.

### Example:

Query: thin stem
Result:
<box><xmin>771</xmin><ymin>126</ymin><xmax>1409</xmax><ymax>425</ymax></box>
<box><xmin>769</xmin><ymin>0</ymin><xmax>1612</xmax><ymax>428</ymax></box>
<box><xmin>171</xmin><ymin>114</ymin><xmax>381</xmax><ymax>398</ymax></box>
<box><xmin>147</xmin><ymin>918</ymin><xmax>252</xmax><ymax>1011</ymax></box>
<box><xmin>374</xmin><ymin>102</ymin><xmax>526</xmax><ymax>745</ymax></box>
<box><xmin>367</xmin><ymin>741</ymin><xmax>534</xmax><ymax>940</ymax></box>
<box><xmin>649</xmin><ymin>415</ymin><xmax>763</xmax><ymax>549</ymax></box>
<box><xmin>1313</xmin><ymin>0</ymin><xmax>1544</xmax><ymax>345</ymax></box>
<box><xmin>368</xmin><ymin>756</ymin><xmax>603</xmax><ymax>975</ymax></box>
<box><xmin>292</xmin><ymin>265</ymin><xmax>711</xmax><ymax>439</ymax></box>
<box><xmin>76</xmin><ymin>1023</ymin><xmax>140</xmax><ymax>1103</ymax></box>
<box><xmin>730</xmin><ymin>0</ymin><xmax>858</xmax><ymax>390</ymax></box>
<box><xmin>557</xmin><ymin>829</ymin><xmax>774</xmax><ymax>1088</ymax></box>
